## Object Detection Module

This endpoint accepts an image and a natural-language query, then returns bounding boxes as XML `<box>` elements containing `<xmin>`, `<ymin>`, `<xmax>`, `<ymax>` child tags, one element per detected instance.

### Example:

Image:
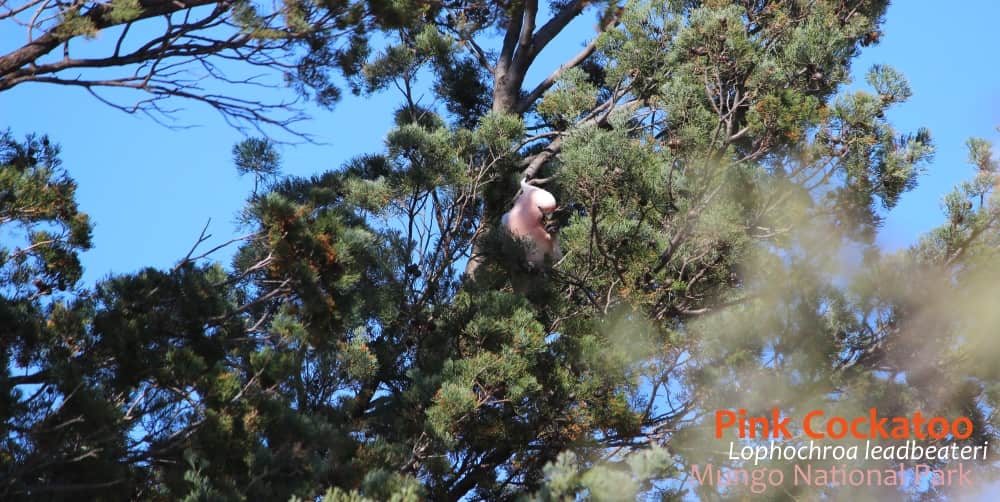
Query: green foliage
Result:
<box><xmin>526</xmin><ymin>446</ymin><xmax>675</xmax><ymax>502</ymax></box>
<box><xmin>53</xmin><ymin>9</ymin><xmax>98</xmax><ymax>39</ymax></box>
<box><xmin>107</xmin><ymin>0</ymin><xmax>142</xmax><ymax>24</ymax></box>
<box><xmin>537</xmin><ymin>69</ymin><xmax>600</xmax><ymax>128</ymax></box>
<box><xmin>6</xmin><ymin>1</ymin><xmax>997</xmax><ymax>501</ymax></box>
<box><xmin>0</xmin><ymin>130</ymin><xmax>92</xmax><ymax>298</ymax></box>
<box><xmin>233</xmin><ymin>137</ymin><xmax>282</xmax><ymax>193</ymax></box>
<box><xmin>233</xmin><ymin>137</ymin><xmax>281</xmax><ymax>179</ymax></box>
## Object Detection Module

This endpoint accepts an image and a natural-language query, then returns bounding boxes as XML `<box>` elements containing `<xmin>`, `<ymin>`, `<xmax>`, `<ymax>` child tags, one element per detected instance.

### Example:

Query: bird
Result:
<box><xmin>501</xmin><ymin>178</ymin><xmax>562</xmax><ymax>267</ymax></box>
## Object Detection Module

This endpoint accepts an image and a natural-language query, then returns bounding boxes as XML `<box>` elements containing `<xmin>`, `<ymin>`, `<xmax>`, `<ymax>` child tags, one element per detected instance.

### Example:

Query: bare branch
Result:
<box><xmin>525</xmin><ymin>0</ymin><xmax>586</xmax><ymax>65</ymax></box>
<box><xmin>0</xmin><ymin>0</ymin><xmax>363</xmax><ymax>138</ymax></box>
<box><xmin>517</xmin><ymin>37</ymin><xmax>597</xmax><ymax>114</ymax></box>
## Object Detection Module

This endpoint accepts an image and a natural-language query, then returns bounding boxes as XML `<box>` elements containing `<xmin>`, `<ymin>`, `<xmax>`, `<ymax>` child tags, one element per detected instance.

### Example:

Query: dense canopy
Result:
<box><xmin>2</xmin><ymin>1</ymin><xmax>999</xmax><ymax>501</ymax></box>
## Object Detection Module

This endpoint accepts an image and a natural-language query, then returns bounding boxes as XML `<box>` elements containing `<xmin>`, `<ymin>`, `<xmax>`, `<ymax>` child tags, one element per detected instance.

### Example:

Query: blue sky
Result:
<box><xmin>1</xmin><ymin>0</ymin><xmax>998</xmax><ymax>288</ymax></box>
<box><xmin>2</xmin><ymin>2</ymin><xmax>1000</xmax><ymax>499</ymax></box>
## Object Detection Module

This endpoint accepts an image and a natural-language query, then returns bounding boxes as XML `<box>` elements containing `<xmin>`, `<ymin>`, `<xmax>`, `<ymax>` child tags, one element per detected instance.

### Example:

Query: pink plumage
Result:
<box><xmin>502</xmin><ymin>179</ymin><xmax>561</xmax><ymax>266</ymax></box>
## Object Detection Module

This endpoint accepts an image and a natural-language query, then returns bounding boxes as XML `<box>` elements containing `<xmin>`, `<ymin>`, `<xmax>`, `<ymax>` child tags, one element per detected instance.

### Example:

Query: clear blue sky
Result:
<box><xmin>1</xmin><ymin>0</ymin><xmax>998</xmax><ymax>289</ymax></box>
<box><xmin>3</xmin><ymin>2</ymin><xmax>999</xmax><ymax>499</ymax></box>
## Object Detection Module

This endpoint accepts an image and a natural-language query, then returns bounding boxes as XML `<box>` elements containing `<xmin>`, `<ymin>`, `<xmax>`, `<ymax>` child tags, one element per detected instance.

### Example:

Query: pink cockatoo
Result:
<box><xmin>501</xmin><ymin>178</ymin><xmax>562</xmax><ymax>266</ymax></box>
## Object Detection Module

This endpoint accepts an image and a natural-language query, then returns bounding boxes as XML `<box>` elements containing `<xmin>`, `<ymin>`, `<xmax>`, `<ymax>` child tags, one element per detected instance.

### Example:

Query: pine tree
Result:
<box><xmin>6</xmin><ymin>2</ymin><xmax>998</xmax><ymax>501</ymax></box>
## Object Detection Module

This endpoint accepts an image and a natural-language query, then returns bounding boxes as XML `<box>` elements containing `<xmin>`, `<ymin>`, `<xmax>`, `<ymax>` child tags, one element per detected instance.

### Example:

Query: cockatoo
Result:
<box><xmin>501</xmin><ymin>178</ymin><xmax>562</xmax><ymax>266</ymax></box>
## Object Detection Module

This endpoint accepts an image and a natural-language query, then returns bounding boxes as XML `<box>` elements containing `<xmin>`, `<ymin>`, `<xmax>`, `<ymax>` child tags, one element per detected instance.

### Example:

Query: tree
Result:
<box><xmin>0</xmin><ymin>0</ymin><xmax>385</xmax><ymax>134</ymax></box>
<box><xmin>4</xmin><ymin>1</ymin><xmax>997</xmax><ymax>501</ymax></box>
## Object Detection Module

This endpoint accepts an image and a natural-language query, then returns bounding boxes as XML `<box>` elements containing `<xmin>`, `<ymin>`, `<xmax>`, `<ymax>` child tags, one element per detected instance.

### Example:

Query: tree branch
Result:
<box><xmin>517</xmin><ymin>37</ymin><xmax>597</xmax><ymax>114</ymax></box>
<box><xmin>0</xmin><ymin>0</ymin><xmax>219</xmax><ymax>79</ymax></box>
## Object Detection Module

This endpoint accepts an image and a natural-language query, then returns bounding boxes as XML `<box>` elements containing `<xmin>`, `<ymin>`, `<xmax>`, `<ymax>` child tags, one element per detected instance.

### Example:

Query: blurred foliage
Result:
<box><xmin>3</xmin><ymin>1</ymin><xmax>997</xmax><ymax>501</ymax></box>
